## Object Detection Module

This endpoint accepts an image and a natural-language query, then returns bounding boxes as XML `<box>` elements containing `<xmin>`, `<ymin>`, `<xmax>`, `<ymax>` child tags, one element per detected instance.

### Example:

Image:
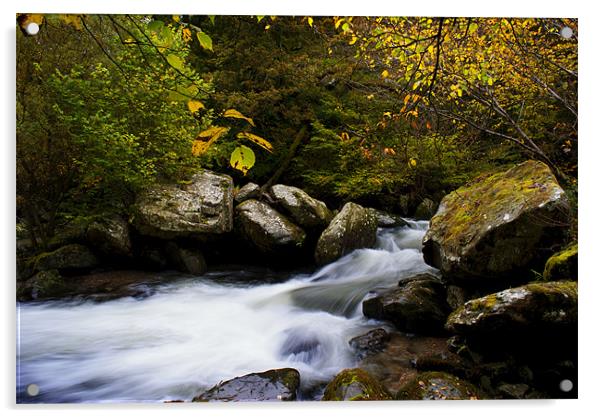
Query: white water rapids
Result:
<box><xmin>17</xmin><ymin>221</ymin><xmax>435</xmax><ymax>403</ymax></box>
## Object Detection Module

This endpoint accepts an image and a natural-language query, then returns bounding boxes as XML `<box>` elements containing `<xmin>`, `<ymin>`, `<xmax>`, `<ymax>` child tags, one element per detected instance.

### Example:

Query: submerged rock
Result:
<box><xmin>86</xmin><ymin>216</ymin><xmax>132</xmax><ymax>258</ymax></box>
<box><xmin>192</xmin><ymin>368</ymin><xmax>300</xmax><ymax>402</ymax></box>
<box><xmin>315</xmin><ymin>202</ymin><xmax>378</xmax><ymax>265</ymax></box>
<box><xmin>33</xmin><ymin>244</ymin><xmax>99</xmax><ymax>273</ymax></box>
<box><xmin>445</xmin><ymin>281</ymin><xmax>577</xmax><ymax>341</ymax></box>
<box><xmin>235</xmin><ymin>199</ymin><xmax>306</xmax><ymax>255</ymax></box>
<box><xmin>132</xmin><ymin>170</ymin><xmax>233</xmax><ymax>239</ymax></box>
<box><xmin>270</xmin><ymin>184</ymin><xmax>333</xmax><ymax>229</ymax></box>
<box><xmin>396</xmin><ymin>371</ymin><xmax>479</xmax><ymax>400</ymax></box>
<box><xmin>234</xmin><ymin>182</ymin><xmax>261</xmax><ymax>203</ymax></box>
<box><xmin>362</xmin><ymin>273</ymin><xmax>450</xmax><ymax>334</ymax></box>
<box><xmin>423</xmin><ymin>160</ymin><xmax>571</xmax><ymax>284</ymax></box>
<box><xmin>349</xmin><ymin>328</ymin><xmax>391</xmax><ymax>358</ymax></box>
<box><xmin>543</xmin><ymin>243</ymin><xmax>577</xmax><ymax>281</ymax></box>
<box><xmin>322</xmin><ymin>368</ymin><xmax>392</xmax><ymax>401</ymax></box>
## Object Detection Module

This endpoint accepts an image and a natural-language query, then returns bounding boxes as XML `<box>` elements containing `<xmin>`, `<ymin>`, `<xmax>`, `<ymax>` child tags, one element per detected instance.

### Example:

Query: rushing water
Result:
<box><xmin>17</xmin><ymin>221</ymin><xmax>435</xmax><ymax>403</ymax></box>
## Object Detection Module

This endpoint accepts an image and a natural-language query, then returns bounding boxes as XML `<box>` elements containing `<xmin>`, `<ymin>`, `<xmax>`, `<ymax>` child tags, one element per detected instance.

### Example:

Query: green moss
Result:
<box><xmin>543</xmin><ymin>243</ymin><xmax>577</xmax><ymax>281</ymax></box>
<box><xmin>322</xmin><ymin>368</ymin><xmax>392</xmax><ymax>401</ymax></box>
<box><xmin>525</xmin><ymin>280</ymin><xmax>577</xmax><ymax>301</ymax></box>
<box><xmin>396</xmin><ymin>372</ymin><xmax>480</xmax><ymax>400</ymax></box>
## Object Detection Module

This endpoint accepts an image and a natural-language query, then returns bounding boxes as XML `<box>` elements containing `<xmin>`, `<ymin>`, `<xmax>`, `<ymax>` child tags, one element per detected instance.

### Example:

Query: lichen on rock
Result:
<box><xmin>322</xmin><ymin>368</ymin><xmax>392</xmax><ymax>401</ymax></box>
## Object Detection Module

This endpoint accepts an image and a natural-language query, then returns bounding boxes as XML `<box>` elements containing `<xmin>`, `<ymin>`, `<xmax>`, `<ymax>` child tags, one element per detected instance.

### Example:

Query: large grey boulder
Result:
<box><xmin>235</xmin><ymin>199</ymin><xmax>306</xmax><ymax>255</ymax></box>
<box><xmin>192</xmin><ymin>368</ymin><xmax>300</xmax><ymax>402</ymax></box>
<box><xmin>235</xmin><ymin>182</ymin><xmax>261</xmax><ymax>203</ymax></box>
<box><xmin>86</xmin><ymin>216</ymin><xmax>132</xmax><ymax>257</ymax></box>
<box><xmin>315</xmin><ymin>202</ymin><xmax>378</xmax><ymax>265</ymax></box>
<box><xmin>423</xmin><ymin>161</ymin><xmax>571</xmax><ymax>283</ymax></box>
<box><xmin>132</xmin><ymin>170</ymin><xmax>233</xmax><ymax>239</ymax></box>
<box><xmin>269</xmin><ymin>184</ymin><xmax>333</xmax><ymax>229</ymax></box>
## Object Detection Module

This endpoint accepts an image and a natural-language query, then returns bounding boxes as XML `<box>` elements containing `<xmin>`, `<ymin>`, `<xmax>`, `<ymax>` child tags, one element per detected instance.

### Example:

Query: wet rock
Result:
<box><xmin>396</xmin><ymin>371</ymin><xmax>479</xmax><ymax>400</ymax></box>
<box><xmin>446</xmin><ymin>285</ymin><xmax>468</xmax><ymax>310</ymax></box>
<box><xmin>315</xmin><ymin>202</ymin><xmax>378</xmax><ymax>265</ymax></box>
<box><xmin>446</xmin><ymin>281</ymin><xmax>577</xmax><ymax>346</ymax></box>
<box><xmin>414</xmin><ymin>198</ymin><xmax>437</xmax><ymax>220</ymax></box>
<box><xmin>362</xmin><ymin>273</ymin><xmax>450</xmax><ymax>334</ymax></box>
<box><xmin>367</xmin><ymin>208</ymin><xmax>409</xmax><ymax>228</ymax></box>
<box><xmin>18</xmin><ymin>270</ymin><xmax>68</xmax><ymax>300</ymax></box>
<box><xmin>423</xmin><ymin>161</ymin><xmax>571</xmax><ymax>284</ymax></box>
<box><xmin>270</xmin><ymin>184</ymin><xmax>333</xmax><ymax>229</ymax></box>
<box><xmin>235</xmin><ymin>182</ymin><xmax>261</xmax><ymax>203</ymax></box>
<box><xmin>235</xmin><ymin>199</ymin><xmax>306</xmax><ymax>255</ymax></box>
<box><xmin>349</xmin><ymin>328</ymin><xmax>390</xmax><ymax>358</ymax></box>
<box><xmin>86</xmin><ymin>216</ymin><xmax>132</xmax><ymax>257</ymax></box>
<box><xmin>192</xmin><ymin>368</ymin><xmax>300</xmax><ymax>402</ymax></box>
<box><xmin>132</xmin><ymin>170</ymin><xmax>233</xmax><ymax>239</ymax></box>
<box><xmin>543</xmin><ymin>243</ymin><xmax>577</xmax><ymax>281</ymax></box>
<box><xmin>322</xmin><ymin>368</ymin><xmax>392</xmax><ymax>401</ymax></box>
<box><xmin>497</xmin><ymin>383</ymin><xmax>530</xmax><ymax>399</ymax></box>
<box><xmin>165</xmin><ymin>242</ymin><xmax>207</xmax><ymax>275</ymax></box>
<box><xmin>33</xmin><ymin>244</ymin><xmax>99</xmax><ymax>273</ymax></box>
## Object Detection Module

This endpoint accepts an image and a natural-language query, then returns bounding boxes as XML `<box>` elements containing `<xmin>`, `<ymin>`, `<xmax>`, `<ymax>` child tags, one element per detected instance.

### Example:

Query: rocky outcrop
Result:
<box><xmin>192</xmin><ymin>368</ymin><xmax>300</xmax><ymax>402</ymax></box>
<box><xmin>33</xmin><ymin>244</ymin><xmax>99</xmax><ymax>273</ymax></box>
<box><xmin>315</xmin><ymin>202</ymin><xmax>378</xmax><ymax>265</ymax></box>
<box><xmin>322</xmin><ymin>368</ymin><xmax>392</xmax><ymax>401</ymax></box>
<box><xmin>235</xmin><ymin>199</ymin><xmax>306</xmax><ymax>255</ymax></box>
<box><xmin>396</xmin><ymin>372</ymin><xmax>479</xmax><ymax>400</ymax></box>
<box><xmin>86</xmin><ymin>216</ymin><xmax>132</xmax><ymax>257</ymax></box>
<box><xmin>423</xmin><ymin>161</ymin><xmax>571</xmax><ymax>284</ymax></box>
<box><xmin>543</xmin><ymin>243</ymin><xmax>577</xmax><ymax>281</ymax></box>
<box><xmin>445</xmin><ymin>281</ymin><xmax>577</xmax><ymax>339</ymax></box>
<box><xmin>235</xmin><ymin>182</ymin><xmax>261</xmax><ymax>203</ymax></box>
<box><xmin>362</xmin><ymin>273</ymin><xmax>450</xmax><ymax>334</ymax></box>
<box><xmin>270</xmin><ymin>184</ymin><xmax>333</xmax><ymax>229</ymax></box>
<box><xmin>132</xmin><ymin>170</ymin><xmax>233</xmax><ymax>239</ymax></box>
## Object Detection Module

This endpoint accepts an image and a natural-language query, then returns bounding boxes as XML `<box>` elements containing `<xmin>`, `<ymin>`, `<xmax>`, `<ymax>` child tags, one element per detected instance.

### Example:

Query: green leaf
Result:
<box><xmin>166</xmin><ymin>54</ymin><xmax>185</xmax><ymax>71</ymax></box>
<box><xmin>308</xmin><ymin>17</ymin><xmax>314</xmax><ymax>27</ymax></box>
<box><xmin>230</xmin><ymin>145</ymin><xmax>255</xmax><ymax>175</ymax></box>
<box><xmin>257</xmin><ymin>16</ymin><xmax>265</xmax><ymax>23</ymax></box>
<box><xmin>196</xmin><ymin>31</ymin><xmax>213</xmax><ymax>51</ymax></box>
<box><xmin>208</xmin><ymin>15</ymin><xmax>215</xmax><ymax>25</ymax></box>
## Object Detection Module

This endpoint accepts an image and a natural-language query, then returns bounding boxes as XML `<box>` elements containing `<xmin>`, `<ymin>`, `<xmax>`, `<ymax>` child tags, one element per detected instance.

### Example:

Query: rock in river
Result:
<box><xmin>362</xmin><ymin>273</ymin><xmax>450</xmax><ymax>334</ymax></box>
<box><xmin>423</xmin><ymin>160</ymin><xmax>571</xmax><ymax>284</ymax></box>
<box><xmin>192</xmin><ymin>368</ymin><xmax>300</xmax><ymax>402</ymax></box>
<box><xmin>322</xmin><ymin>368</ymin><xmax>392</xmax><ymax>401</ymax></box>
<box><xmin>270</xmin><ymin>184</ymin><xmax>333</xmax><ymax>229</ymax></box>
<box><xmin>235</xmin><ymin>199</ymin><xmax>306</xmax><ymax>255</ymax></box>
<box><xmin>132</xmin><ymin>170</ymin><xmax>233</xmax><ymax>239</ymax></box>
<box><xmin>315</xmin><ymin>202</ymin><xmax>378</xmax><ymax>265</ymax></box>
<box><xmin>396</xmin><ymin>371</ymin><xmax>479</xmax><ymax>400</ymax></box>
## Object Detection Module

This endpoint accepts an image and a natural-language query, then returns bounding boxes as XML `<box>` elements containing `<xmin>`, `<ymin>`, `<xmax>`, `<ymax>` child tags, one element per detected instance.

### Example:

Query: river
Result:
<box><xmin>17</xmin><ymin>220</ymin><xmax>435</xmax><ymax>403</ymax></box>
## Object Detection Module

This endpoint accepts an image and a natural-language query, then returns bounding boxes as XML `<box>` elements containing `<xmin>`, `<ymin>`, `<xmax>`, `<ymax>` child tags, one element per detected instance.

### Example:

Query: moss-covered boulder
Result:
<box><xmin>132</xmin><ymin>170</ymin><xmax>233</xmax><ymax>239</ymax></box>
<box><xmin>396</xmin><ymin>372</ymin><xmax>479</xmax><ymax>400</ymax></box>
<box><xmin>33</xmin><ymin>244</ymin><xmax>99</xmax><ymax>273</ymax></box>
<box><xmin>86</xmin><ymin>216</ymin><xmax>132</xmax><ymax>258</ymax></box>
<box><xmin>423</xmin><ymin>161</ymin><xmax>570</xmax><ymax>284</ymax></box>
<box><xmin>192</xmin><ymin>368</ymin><xmax>300</xmax><ymax>402</ymax></box>
<box><xmin>270</xmin><ymin>184</ymin><xmax>333</xmax><ymax>229</ymax></box>
<box><xmin>17</xmin><ymin>270</ymin><xmax>68</xmax><ymax>300</ymax></box>
<box><xmin>446</xmin><ymin>281</ymin><xmax>577</xmax><ymax>340</ymax></box>
<box><xmin>315</xmin><ymin>202</ymin><xmax>378</xmax><ymax>265</ymax></box>
<box><xmin>362</xmin><ymin>273</ymin><xmax>450</xmax><ymax>334</ymax></box>
<box><xmin>414</xmin><ymin>198</ymin><xmax>437</xmax><ymax>220</ymax></box>
<box><xmin>235</xmin><ymin>199</ymin><xmax>306</xmax><ymax>255</ymax></box>
<box><xmin>543</xmin><ymin>243</ymin><xmax>577</xmax><ymax>281</ymax></box>
<box><xmin>322</xmin><ymin>368</ymin><xmax>392</xmax><ymax>401</ymax></box>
